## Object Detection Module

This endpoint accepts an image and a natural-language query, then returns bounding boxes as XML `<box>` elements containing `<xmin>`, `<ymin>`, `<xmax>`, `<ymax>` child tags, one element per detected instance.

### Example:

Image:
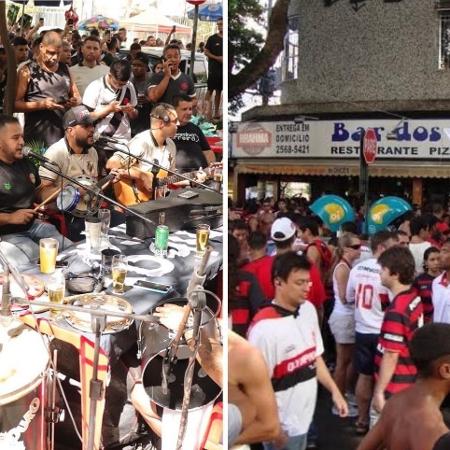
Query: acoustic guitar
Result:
<box><xmin>113</xmin><ymin>163</ymin><xmax>222</xmax><ymax>207</ymax></box>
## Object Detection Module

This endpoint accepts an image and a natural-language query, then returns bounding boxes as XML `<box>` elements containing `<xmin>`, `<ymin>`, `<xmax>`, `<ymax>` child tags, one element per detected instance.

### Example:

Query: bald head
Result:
<box><xmin>40</xmin><ymin>32</ymin><xmax>62</xmax><ymax>70</ymax></box>
<box><xmin>42</xmin><ymin>31</ymin><xmax>62</xmax><ymax>47</ymax></box>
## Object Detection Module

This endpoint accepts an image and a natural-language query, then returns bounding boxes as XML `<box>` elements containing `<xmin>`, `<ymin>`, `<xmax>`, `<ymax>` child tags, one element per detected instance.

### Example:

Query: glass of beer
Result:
<box><xmin>39</xmin><ymin>238</ymin><xmax>59</xmax><ymax>274</ymax></box>
<box><xmin>111</xmin><ymin>254</ymin><xmax>127</xmax><ymax>294</ymax></box>
<box><xmin>47</xmin><ymin>270</ymin><xmax>65</xmax><ymax>317</ymax></box>
<box><xmin>196</xmin><ymin>224</ymin><xmax>210</xmax><ymax>257</ymax></box>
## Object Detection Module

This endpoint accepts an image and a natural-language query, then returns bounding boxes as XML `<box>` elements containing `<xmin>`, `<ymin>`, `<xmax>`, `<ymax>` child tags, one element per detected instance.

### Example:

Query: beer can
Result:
<box><xmin>155</xmin><ymin>225</ymin><xmax>169</xmax><ymax>252</ymax></box>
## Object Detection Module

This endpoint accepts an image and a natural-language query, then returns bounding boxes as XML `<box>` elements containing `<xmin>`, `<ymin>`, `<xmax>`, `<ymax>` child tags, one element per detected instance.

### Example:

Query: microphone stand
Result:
<box><xmin>97</xmin><ymin>140</ymin><xmax>219</xmax><ymax>193</ymax></box>
<box><xmin>37</xmin><ymin>161</ymin><xmax>159</xmax><ymax>232</ymax></box>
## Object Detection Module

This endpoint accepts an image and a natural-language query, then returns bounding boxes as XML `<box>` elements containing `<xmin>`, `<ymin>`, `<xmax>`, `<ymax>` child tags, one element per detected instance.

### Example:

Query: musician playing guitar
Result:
<box><xmin>106</xmin><ymin>103</ymin><xmax>207</xmax><ymax>206</ymax></box>
<box><xmin>39</xmin><ymin>105</ymin><xmax>123</xmax><ymax>241</ymax></box>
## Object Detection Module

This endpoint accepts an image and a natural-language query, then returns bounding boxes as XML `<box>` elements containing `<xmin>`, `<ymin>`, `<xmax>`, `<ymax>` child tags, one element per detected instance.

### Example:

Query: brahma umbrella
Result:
<box><xmin>78</xmin><ymin>15</ymin><xmax>119</xmax><ymax>31</ymax></box>
<box><xmin>309</xmin><ymin>195</ymin><xmax>355</xmax><ymax>232</ymax></box>
<box><xmin>187</xmin><ymin>2</ymin><xmax>222</xmax><ymax>21</ymax></box>
<box><xmin>367</xmin><ymin>196</ymin><xmax>412</xmax><ymax>235</ymax></box>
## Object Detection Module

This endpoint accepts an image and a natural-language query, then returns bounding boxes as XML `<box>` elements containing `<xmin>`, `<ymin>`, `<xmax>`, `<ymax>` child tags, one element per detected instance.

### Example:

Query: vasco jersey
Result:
<box><xmin>346</xmin><ymin>258</ymin><xmax>391</xmax><ymax>334</ymax></box>
<box><xmin>374</xmin><ymin>288</ymin><xmax>423</xmax><ymax>397</ymax></box>
<box><xmin>248</xmin><ymin>301</ymin><xmax>324</xmax><ymax>437</ymax></box>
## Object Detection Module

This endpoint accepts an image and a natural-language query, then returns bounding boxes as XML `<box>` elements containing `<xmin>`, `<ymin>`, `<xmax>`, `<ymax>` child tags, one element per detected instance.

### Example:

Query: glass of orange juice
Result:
<box><xmin>39</xmin><ymin>238</ymin><xmax>59</xmax><ymax>274</ymax></box>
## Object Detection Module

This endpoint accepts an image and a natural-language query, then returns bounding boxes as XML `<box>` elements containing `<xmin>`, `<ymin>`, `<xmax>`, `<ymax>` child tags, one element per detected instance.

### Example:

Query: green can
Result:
<box><xmin>155</xmin><ymin>225</ymin><xmax>169</xmax><ymax>252</ymax></box>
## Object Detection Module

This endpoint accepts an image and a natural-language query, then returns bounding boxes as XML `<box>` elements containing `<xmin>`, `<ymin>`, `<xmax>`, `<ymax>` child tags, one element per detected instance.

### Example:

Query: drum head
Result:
<box><xmin>57</xmin><ymin>185</ymin><xmax>80</xmax><ymax>212</ymax></box>
<box><xmin>64</xmin><ymin>293</ymin><xmax>133</xmax><ymax>334</ymax></box>
<box><xmin>0</xmin><ymin>320</ymin><xmax>49</xmax><ymax>405</ymax></box>
<box><xmin>142</xmin><ymin>351</ymin><xmax>221</xmax><ymax>411</ymax></box>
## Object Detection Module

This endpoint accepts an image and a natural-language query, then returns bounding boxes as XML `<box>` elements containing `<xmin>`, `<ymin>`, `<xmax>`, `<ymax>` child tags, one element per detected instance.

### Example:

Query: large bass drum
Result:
<box><xmin>139</xmin><ymin>298</ymin><xmax>221</xmax><ymax>411</ymax></box>
<box><xmin>0</xmin><ymin>320</ymin><xmax>49</xmax><ymax>450</ymax></box>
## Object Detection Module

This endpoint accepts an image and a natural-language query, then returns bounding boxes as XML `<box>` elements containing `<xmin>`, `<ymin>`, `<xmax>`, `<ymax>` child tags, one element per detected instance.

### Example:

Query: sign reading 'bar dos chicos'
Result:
<box><xmin>363</xmin><ymin>128</ymin><xmax>378</xmax><ymax>164</ymax></box>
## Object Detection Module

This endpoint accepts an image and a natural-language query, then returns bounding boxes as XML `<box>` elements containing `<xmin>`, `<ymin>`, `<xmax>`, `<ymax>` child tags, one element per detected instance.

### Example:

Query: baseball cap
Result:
<box><xmin>63</xmin><ymin>105</ymin><xmax>94</xmax><ymax>129</ymax></box>
<box><xmin>271</xmin><ymin>217</ymin><xmax>296</xmax><ymax>241</ymax></box>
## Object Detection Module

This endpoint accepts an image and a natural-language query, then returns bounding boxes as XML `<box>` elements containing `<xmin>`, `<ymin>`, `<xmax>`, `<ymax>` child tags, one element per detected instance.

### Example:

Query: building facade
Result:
<box><xmin>230</xmin><ymin>0</ymin><xmax>450</xmax><ymax>207</ymax></box>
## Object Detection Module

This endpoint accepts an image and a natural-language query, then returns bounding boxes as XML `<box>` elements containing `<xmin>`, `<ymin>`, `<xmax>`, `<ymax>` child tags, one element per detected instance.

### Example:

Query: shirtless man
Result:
<box><xmin>357</xmin><ymin>323</ymin><xmax>450</xmax><ymax>450</ymax></box>
<box><xmin>228</xmin><ymin>330</ymin><xmax>282</xmax><ymax>446</ymax></box>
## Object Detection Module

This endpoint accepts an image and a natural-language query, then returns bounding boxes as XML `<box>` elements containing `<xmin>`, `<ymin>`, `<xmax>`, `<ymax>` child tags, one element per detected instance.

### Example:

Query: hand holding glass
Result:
<box><xmin>111</xmin><ymin>255</ymin><xmax>127</xmax><ymax>294</ymax></box>
<box><xmin>196</xmin><ymin>224</ymin><xmax>210</xmax><ymax>257</ymax></box>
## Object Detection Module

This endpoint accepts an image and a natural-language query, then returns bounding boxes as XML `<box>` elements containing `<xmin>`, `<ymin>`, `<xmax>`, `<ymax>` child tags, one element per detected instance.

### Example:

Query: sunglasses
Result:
<box><xmin>348</xmin><ymin>244</ymin><xmax>362</xmax><ymax>250</ymax></box>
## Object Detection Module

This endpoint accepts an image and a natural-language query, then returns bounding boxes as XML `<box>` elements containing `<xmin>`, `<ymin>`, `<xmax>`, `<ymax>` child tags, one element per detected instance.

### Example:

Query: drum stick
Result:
<box><xmin>170</xmin><ymin>304</ymin><xmax>192</xmax><ymax>357</ymax></box>
<box><xmin>33</xmin><ymin>187</ymin><xmax>62</xmax><ymax>212</ymax></box>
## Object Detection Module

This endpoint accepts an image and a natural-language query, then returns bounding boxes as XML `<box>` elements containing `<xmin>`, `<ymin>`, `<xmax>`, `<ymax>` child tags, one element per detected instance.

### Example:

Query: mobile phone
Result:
<box><xmin>135</xmin><ymin>280</ymin><xmax>172</xmax><ymax>293</ymax></box>
<box><xmin>178</xmin><ymin>190</ymin><xmax>199</xmax><ymax>199</ymax></box>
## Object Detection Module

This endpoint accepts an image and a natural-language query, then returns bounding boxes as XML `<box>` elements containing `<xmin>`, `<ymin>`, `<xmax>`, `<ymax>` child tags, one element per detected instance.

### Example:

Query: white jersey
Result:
<box><xmin>346</xmin><ymin>257</ymin><xmax>391</xmax><ymax>334</ymax></box>
<box><xmin>432</xmin><ymin>272</ymin><xmax>450</xmax><ymax>323</ymax></box>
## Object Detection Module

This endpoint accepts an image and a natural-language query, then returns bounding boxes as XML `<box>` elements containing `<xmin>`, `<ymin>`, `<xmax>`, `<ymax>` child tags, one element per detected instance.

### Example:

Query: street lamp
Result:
<box><xmin>186</xmin><ymin>0</ymin><xmax>206</xmax><ymax>79</ymax></box>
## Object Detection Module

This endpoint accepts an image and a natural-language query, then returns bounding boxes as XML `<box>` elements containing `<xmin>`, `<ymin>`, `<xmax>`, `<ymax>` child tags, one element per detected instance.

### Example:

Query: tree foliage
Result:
<box><xmin>229</xmin><ymin>0</ymin><xmax>290</xmax><ymax>113</ymax></box>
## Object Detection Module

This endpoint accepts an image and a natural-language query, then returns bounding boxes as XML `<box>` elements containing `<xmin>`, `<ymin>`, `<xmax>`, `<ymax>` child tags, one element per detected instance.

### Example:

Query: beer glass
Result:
<box><xmin>196</xmin><ymin>224</ymin><xmax>210</xmax><ymax>257</ymax></box>
<box><xmin>47</xmin><ymin>270</ymin><xmax>65</xmax><ymax>317</ymax></box>
<box><xmin>98</xmin><ymin>209</ymin><xmax>111</xmax><ymax>239</ymax></box>
<box><xmin>39</xmin><ymin>238</ymin><xmax>59</xmax><ymax>274</ymax></box>
<box><xmin>85</xmin><ymin>216</ymin><xmax>102</xmax><ymax>254</ymax></box>
<box><xmin>111</xmin><ymin>254</ymin><xmax>127</xmax><ymax>294</ymax></box>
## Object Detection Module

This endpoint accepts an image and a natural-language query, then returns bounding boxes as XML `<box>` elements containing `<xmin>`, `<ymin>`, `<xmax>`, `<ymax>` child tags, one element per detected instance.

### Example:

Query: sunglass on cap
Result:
<box><xmin>349</xmin><ymin>244</ymin><xmax>362</xmax><ymax>250</ymax></box>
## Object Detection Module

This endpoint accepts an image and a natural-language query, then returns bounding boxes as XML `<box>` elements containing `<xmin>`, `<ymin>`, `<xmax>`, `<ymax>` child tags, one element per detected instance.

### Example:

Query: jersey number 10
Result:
<box><xmin>355</xmin><ymin>284</ymin><xmax>374</xmax><ymax>310</ymax></box>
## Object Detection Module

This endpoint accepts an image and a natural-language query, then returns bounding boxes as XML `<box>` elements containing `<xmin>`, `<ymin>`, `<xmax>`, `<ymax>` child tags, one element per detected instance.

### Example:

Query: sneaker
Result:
<box><xmin>332</xmin><ymin>403</ymin><xmax>359</xmax><ymax>417</ymax></box>
<box><xmin>346</xmin><ymin>392</ymin><xmax>358</xmax><ymax>408</ymax></box>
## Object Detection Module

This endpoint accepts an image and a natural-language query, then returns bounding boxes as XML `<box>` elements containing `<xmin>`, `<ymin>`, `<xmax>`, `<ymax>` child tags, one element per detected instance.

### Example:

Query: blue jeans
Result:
<box><xmin>263</xmin><ymin>433</ymin><xmax>308</xmax><ymax>450</ymax></box>
<box><xmin>0</xmin><ymin>220</ymin><xmax>72</xmax><ymax>269</ymax></box>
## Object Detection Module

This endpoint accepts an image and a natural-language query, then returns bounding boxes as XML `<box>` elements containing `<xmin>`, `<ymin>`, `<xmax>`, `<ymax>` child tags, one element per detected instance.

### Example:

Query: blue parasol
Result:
<box><xmin>187</xmin><ymin>2</ymin><xmax>222</xmax><ymax>21</ymax></box>
<box><xmin>367</xmin><ymin>196</ymin><xmax>412</xmax><ymax>235</ymax></box>
<box><xmin>309</xmin><ymin>195</ymin><xmax>355</xmax><ymax>232</ymax></box>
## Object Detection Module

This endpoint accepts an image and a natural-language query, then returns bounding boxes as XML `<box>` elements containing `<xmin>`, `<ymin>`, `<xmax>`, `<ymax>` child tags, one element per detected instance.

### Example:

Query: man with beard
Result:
<box><xmin>15</xmin><ymin>31</ymin><xmax>80</xmax><ymax>148</ymax></box>
<box><xmin>0</xmin><ymin>114</ymin><xmax>68</xmax><ymax>267</ymax></box>
<box><xmin>39</xmin><ymin>106</ymin><xmax>121</xmax><ymax>242</ymax></box>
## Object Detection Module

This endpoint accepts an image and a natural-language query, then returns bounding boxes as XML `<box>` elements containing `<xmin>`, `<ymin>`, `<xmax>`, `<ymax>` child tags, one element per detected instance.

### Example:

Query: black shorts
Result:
<box><xmin>355</xmin><ymin>332</ymin><xmax>379</xmax><ymax>376</ymax></box>
<box><xmin>207</xmin><ymin>71</ymin><xmax>223</xmax><ymax>92</ymax></box>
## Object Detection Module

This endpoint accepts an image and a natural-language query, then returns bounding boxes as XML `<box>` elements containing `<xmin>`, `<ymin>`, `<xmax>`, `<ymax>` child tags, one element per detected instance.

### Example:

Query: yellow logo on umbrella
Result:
<box><xmin>371</xmin><ymin>204</ymin><xmax>391</xmax><ymax>224</ymax></box>
<box><xmin>324</xmin><ymin>203</ymin><xmax>345</xmax><ymax>224</ymax></box>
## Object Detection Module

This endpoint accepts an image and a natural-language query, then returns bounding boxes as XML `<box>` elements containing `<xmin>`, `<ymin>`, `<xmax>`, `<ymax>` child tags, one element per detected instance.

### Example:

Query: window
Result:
<box><xmin>282</xmin><ymin>15</ymin><xmax>299</xmax><ymax>81</ymax></box>
<box><xmin>439</xmin><ymin>12</ymin><xmax>450</xmax><ymax>68</ymax></box>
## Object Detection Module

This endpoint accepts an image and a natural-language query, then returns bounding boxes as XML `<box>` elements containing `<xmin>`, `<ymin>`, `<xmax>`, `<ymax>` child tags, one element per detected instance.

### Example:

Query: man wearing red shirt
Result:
<box><xmin>373</xmin><ymin>246</ymin><xmax>423</xmax><ymax>417</ymax></box>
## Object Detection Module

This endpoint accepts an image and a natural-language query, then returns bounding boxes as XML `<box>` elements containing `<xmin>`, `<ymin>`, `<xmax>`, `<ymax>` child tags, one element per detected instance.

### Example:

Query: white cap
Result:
<box><xmin>271</xmin><ymin>217</ymin><xmax>296</xmax><ymax>241</ymax></box>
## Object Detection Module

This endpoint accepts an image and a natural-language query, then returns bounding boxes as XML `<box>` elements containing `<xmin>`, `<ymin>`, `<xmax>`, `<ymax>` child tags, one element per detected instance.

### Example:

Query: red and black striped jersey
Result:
<box><xmin>414</xmin><ymin>272</ymin><xmax>436</xmax><ymax>324</ymax></box>
<box><xmin>375</xmin><ymin>287</ymin><xmax>423</xmax><ymax>397</ymax></box>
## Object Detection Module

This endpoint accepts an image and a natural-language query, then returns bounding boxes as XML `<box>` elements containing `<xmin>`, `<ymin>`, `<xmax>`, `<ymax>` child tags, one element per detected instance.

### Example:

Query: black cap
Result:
<box><xmin>63</xmin><ymin>105</ymin><xmax>94</xmax><ymax>129</ymax></box>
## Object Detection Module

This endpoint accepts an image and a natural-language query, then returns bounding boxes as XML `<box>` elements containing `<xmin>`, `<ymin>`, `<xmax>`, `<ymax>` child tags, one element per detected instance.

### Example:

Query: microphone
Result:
<box><xmin>93</xmin><ymin>132</ymin><xmax>123</xmax><ymax>144</ymax></box>
<box><xmin>22</xmin><ymin>147</ymin><xmax>58</xmax><ymax>165</ymax></box>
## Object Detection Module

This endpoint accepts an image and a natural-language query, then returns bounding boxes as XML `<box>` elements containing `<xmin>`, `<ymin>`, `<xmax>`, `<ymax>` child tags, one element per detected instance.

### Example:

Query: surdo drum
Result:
<box><xmin>0</xmin><ymin>320</ymin><xmax>49</xmax><ymax>450</ymax></box>
<box><xmin>139</xmin><ymin>298</ymin><xmax>221</xmax><ymax>411</ymax></box>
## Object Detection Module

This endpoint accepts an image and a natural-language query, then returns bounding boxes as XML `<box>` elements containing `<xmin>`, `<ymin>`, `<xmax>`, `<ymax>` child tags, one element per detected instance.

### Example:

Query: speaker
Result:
<box><xmin>126</xmin><ymin>188</ymin><xmax>222</xmax><ymax>239</ymax></box>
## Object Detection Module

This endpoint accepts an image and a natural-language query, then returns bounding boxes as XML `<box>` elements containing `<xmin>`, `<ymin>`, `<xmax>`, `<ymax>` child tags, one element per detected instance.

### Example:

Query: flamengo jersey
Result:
<box><xmin>247</xmin><ymin>301</ymin><xmax>324</xmax><ymax>437</ymax></box>
<box><xmin>374</xmin><ymin>287</ymin><xmax>423</xmax><ymax>397</ymax></box>
<box><xmin>346</xmin><ymin>258</ymin><xmax>391</xmax><ymax>334</ymax></box>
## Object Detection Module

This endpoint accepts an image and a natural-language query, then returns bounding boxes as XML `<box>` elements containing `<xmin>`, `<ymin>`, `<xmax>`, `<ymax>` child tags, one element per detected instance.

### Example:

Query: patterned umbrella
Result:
<box><xmin>78</xmin><ymin>15</ymin><xmax>119</xmax><ymax>31</ymax></box>
<box><xmin>187</xmin><ymin>2</ymin><xmax>222</xmax><ymax>21</ymax></box>
<box><xmin>309</xmin><ymin>195</ymin><xmax>355</xmax><ymax>232</ymax></box>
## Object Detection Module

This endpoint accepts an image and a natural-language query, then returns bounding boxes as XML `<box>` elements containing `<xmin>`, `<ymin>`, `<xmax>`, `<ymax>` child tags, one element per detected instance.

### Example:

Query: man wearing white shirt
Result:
<box><xmin>432</xmin><ymin>239</ymin><xmax>450</xmax><ymax>323</ymax></box>
<box><xmin>346</xmin><ymin>231</ymin><xmax>398</xmax><ymax>433</ymax></box>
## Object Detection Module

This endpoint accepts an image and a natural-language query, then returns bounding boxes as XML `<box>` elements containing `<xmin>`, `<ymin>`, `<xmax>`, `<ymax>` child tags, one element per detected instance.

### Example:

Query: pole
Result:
<box><xmin>359</xmin><ymin>130</ymin><xmax>370</xmax><ymax>235</ymax></box>
<box><xmin>190</xmin><ymin>4</ymin><xmax>199</xmax><ymax>78</ymax></box>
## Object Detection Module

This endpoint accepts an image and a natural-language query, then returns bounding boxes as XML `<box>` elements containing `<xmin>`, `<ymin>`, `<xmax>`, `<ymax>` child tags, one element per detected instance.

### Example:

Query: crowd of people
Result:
<box><xmin>0</xmin><ymin>17</ymin><xmax>222</xmax><ymax>261</ymax></box>
<box><xmin>229</xmin><ymin>196</ymin><xmax>450</xmax><ymax>450</ymax></box>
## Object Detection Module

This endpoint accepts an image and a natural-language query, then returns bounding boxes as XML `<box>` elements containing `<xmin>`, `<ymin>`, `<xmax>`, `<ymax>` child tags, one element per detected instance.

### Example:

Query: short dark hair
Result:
<box><xmin>272</xmin><ymin>251</ymin><xmax>311</xmax><ymax>282</ymax></box>
<box><xmin>83</xmin><ymin>35</ymin><xmax>101</xmax><ymax>46</ymax></box>
<box><xmin>130</xmin><ymin>42</ymin><xmax>141</xmax><ymax>51</ymax></box>
<box><xmin>378</xmin><ymin>245</ymin><xmax>415</xmax><ymax>285</ymax></box>
<box><xmin>110</xmin><ymin>59</ymin><xmax>131</xmax><ymax>81</ymax></box>
<box><xmin>341</xmin><ymin>221</ymin><xmax>357</xmax><ymax>234</ymax></box>
<box><xmin>410</xmin><ymin>323</ymin><xmax>450</xmax><ymax>377</ymax></box>
<box><xmin>274</xmin><ymin>235</ymin><xmax>296</xmax><ymax>251</ymax></box>
<box><xmin>248</xmin><ymin>232</ymin><xmax>267</xmax><ymax>250</ymax></box>
<box><xmin>13</xmin><ymin>36</ymin><xmax>28</xmax><ymax>47</ymax></box>
<box><xmin>230</xmin><ymin>219</ymin><xmax>248</xmax><ymax>233</ymax></box>
<box><xmin>423</xmin><ymin>246</ymin><xmax>440</xmax><ymax>271</ymax></box>
<box><xmin>410</xmin><ymin>214</ymin><xmax>437</xmax><ymax>236</ymax></box>
<box><xmin>119</xmin><ymin>27</ymin><xmax>126</xmax><ymax>33</ymax></box>
<box><xmin>370</xmin><ymin>230</ymin><xmax>398</xmax><ymax>253</ymax></box>
<box><xmin>151</xmin><ymin>103</ymin><xmax>176</xmax><ymax>123</ymax></box>
<box><xmin>173</xmin><ymin>94</ymin><xmax>193</xmax><ymax>107</ymax></box>
<box><xmin>298</xmin><ymin>217</ymin><xmax>319</xmax><ymax>237</ymax></box>
<box><xmin>0</xmin><ymin>114</ymin><xmax>19</xmax><ymax>130</ymax></box>
<box><xmin>107</xmin><ymin>37</ymin><xmax>119</xmax><ymax>51</ymax></box>
<box><xmin>163</xmin><ymin>44</ymin><xmax>181</xmax><ymax>56</ymax></box>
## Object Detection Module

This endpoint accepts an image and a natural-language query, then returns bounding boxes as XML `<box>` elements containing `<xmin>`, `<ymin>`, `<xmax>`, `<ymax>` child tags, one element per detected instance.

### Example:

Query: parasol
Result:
<box><xmin>367</xmin><ymin>196</ymin><xmax>412</xmax><ymax>235</ymax></box>
<box><xmin>78</xmin><ymin>15</ymin><xmax>119</xmax><ymax>31</ymax></box>
<box><xmin>309</xmin><ymin>195</ymin><xmax>355</xmax><ymax>232</ymax></box>
<box><xmin>187</xmin><ymin>2</ymin><xmax>222</xmax><ymax>21</ymax></box>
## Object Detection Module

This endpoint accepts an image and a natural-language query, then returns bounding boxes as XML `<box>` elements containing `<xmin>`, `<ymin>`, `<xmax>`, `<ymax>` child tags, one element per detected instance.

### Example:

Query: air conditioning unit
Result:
<box><xmin>436</xmin><ymin>0</ymin><xmax>450</xmax><ymax>10</ymax></box>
